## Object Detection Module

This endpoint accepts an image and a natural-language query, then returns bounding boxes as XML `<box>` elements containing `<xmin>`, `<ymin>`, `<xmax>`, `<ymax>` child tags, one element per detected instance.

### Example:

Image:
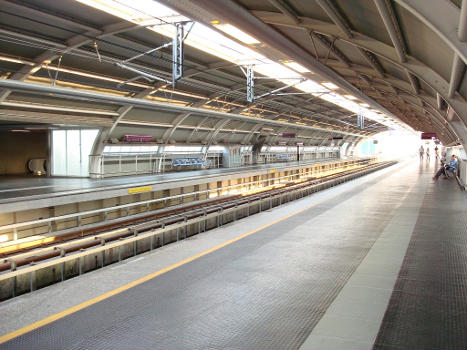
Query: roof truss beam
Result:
<box><xmin>252</xmin><ymin>10</ymin><xmax>466</xmax><ymax>129</ymax></box>
<box><xmin>315</xmin><ymin>0</ymin><xmax>386</xmax><ymax>78</ymax></box>
<box><xmin>373</xmin><ymin>0</ymin><xmax>407</xmax><ymax>63</ymax></box>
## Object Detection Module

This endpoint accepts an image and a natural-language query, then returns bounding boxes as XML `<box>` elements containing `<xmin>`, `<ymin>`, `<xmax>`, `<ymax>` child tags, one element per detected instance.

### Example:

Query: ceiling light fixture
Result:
<box><xmin>0</xmin><ymin>55</ymin><xmax>34</xmax><ymax>65</ymax></box>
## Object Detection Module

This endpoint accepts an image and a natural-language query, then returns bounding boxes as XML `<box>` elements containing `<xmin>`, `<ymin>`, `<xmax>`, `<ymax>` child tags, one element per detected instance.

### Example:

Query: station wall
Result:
<box><xmin>0</xmin><ymin>131</ymin><xmax>48</xmax><ymax>175</ymax></box>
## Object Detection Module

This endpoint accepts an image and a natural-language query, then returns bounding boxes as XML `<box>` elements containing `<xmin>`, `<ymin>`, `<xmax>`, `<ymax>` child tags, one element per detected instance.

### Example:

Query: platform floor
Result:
<box><xmin>0</xmin><ymin>159</ymin><xmax>465</xmax><ymax>350</ymax></box>
<box><xmin>0</xmin><ymin>158</ymin><xmax>339</xmax><ymax>204</ymax></box>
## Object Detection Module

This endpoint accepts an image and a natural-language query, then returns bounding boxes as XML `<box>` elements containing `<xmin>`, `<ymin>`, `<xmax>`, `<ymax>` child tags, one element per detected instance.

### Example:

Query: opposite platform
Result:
<box><xmin>0</xmin><ymin>158</ymin><xmax>355</xmax><ymax>213</ymax></box>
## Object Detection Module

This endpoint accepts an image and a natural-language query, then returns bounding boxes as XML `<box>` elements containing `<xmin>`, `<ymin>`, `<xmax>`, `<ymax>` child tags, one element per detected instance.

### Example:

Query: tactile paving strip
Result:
<box><xmin>373</xmin><ymin>182</ymin><xmax>467</xmax><ymax>350</ymax></box>
<box><xmin>1</xmin><ymin>174</ymin><xmax>408</xmax><ymax>350</ymax></box>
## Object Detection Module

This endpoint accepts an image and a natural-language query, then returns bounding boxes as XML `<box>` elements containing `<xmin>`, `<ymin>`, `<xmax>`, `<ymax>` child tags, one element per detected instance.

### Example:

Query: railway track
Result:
<box><xmin>0</xmin><ymin>162</ymin><xmax>395</xmax><ymax>300</ymax></box>
<box><xmin>0</xmin><ymin>161</ymin><xmax>395</xmax><ymax>291</ymax></box>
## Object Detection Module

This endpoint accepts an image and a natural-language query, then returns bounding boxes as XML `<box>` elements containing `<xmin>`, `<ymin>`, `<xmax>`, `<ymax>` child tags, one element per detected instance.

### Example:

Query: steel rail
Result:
<box><xmin>0</xmin><ymin>160</ymin><xmax>395</xmax><ymax>299</ymax></box>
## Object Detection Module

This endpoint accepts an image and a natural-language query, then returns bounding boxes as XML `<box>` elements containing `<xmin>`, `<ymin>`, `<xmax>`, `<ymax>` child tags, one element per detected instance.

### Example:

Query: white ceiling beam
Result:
<box><xmin>315</xmin><ymin>0</ymin><xmax>386</xmax><ymax>79</ymax></box>
<box><xmin>448</xmin><ymin>47</ymin><xmax>467</xmax><ymax>98</ymax></box>
<box><xmin>0</xmin><ymin>78</ymin><xmax>364</xmax><ymax>137</ymax></box>
<box><xmin>315</xmin><ymin>0</ymin><xmax>353</xmax><ymax>39</ymax></box>
<box><xmin>373</xmin><ymin>0</ymin><xmax>406</xmax><ymax>63</ymax></box>
<box><xmin>309</xmin><ymin>31</ymin><xmax>352</xmax><ymax>67</ymax></box>
<box><xmin>394</xmin><ymin>0</ymin><xmax>466</xmax><ymax>64</ymax></box>
<box><xmin>253</xmin><ymin>11</ymin><xmax>466</xmax><ymax>129</ymax></box>
<box><xmin>268</xmin><ymin>0</ymin><xmax>301</xmax><ymax>24</ymax></box>
<box><xmin>459</xmin><ymin>0</ymin><xmax>467</xmax><ymax>42</ymax></box>
<box><xmin>0</xmin><ymin>21</ymin><xmax>139</xmax><ymax>102</ymax></box>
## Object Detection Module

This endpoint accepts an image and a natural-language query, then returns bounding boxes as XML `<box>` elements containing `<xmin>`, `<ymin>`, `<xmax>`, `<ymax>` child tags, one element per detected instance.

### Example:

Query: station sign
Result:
<box><xmin>282</xmin><ymin>133</ymin><xmax>296</xmax><ymax>138</ymax></box>
<box><xmin>128</xmin><ymin>186</ymin><xmax>152</xmax><ymax>194</ymax></box>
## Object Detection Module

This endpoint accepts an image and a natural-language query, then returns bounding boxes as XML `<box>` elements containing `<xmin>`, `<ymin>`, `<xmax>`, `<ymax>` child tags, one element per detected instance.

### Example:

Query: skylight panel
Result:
<box><xmin>213</xmin><ymin>23</ymin><xmax>260</xmax><ymax>44</ymax></box>
<box><xmin>74</xmin><ymin>0</ymin><xmax>409</xmax><ymax>130</ymax></box>
<box><xmin>283</xmin><ymin>61</ymin><xmax>311</xmax><ymax>73</ymax></box>
<box><xmin>295</xmin><ymin>80</ymin><xmax>329</xmax><ymax>94</ymax></box>
<box><xmin>253</xmin><ymin>62</ymin><xmax>302</xmax><ymax>85</ymax></box>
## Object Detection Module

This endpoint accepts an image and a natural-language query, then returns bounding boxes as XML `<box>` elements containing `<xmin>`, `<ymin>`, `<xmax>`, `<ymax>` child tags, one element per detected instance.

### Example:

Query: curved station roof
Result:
<box><xmin>0</xmin><ymin>0</ymin><xmax>465</xmax><ymax>147</ymax></box>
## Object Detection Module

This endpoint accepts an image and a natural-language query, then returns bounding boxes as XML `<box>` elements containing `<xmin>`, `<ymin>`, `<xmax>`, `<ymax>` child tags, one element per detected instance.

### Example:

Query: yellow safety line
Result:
<box><xmin>0</xmin><ymin>191</ymin><xmax>342</xmax><ymax>344</ymax></box>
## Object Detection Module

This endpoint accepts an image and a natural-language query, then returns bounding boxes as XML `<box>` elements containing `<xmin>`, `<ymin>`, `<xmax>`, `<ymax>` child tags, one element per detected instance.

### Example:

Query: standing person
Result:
<box><xmin>434</xmin><ymin>145</ymin><xmax>439</xmax><ymax>159</ymax></box>
<box><xmin>426</xmin><ymin>147</ymin><xmax>430</xmax><ymax>161</ymax></box>
<box><xmin>433</xmin><ymin>155</ymin><xmax>457</xmax><ymax>180</ymax></box>
<box><xmin>419</xmin><ymin>145</ymin><xmax>425</xmax><ymax>160</ymax></box>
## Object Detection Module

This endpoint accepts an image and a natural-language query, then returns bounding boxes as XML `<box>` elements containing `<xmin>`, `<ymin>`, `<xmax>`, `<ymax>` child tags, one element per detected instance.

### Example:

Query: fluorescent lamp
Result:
<box><xmin>37</xmin><ymin>65</ymin><xmax>150</xmax><ymax>89</ymax></box>
<box><xmin>45</xmin><ymin>66</ymin><xmax>121</xmax><ymax>83</ymax></box>
<box><xmin>214</xmin><ymin>24</ymin><xmax>260</xmax><ymax>44</ymax></box>
<box><xmin>344</xmin><ymin>94</ymin><xmax>357</xmax><ymax>100</ymax></box>
<box><xmin>0</xmin><ymin>55</ymin><xmax>34</xmax><ymax>65</ymax></box>
<box><xmin>283</xmin><ymin>61</ymin><xmax>311</xmax><ymax>73</ymax></box>
<box><xmin>321</xmin><ymin>82</ymin><xmax>339</xmax><ymax>90</ymax></box>
<box><xmin>2</xmin><ymin>101</ymin><xmax>119</xmax><ymax>116</ymax></box>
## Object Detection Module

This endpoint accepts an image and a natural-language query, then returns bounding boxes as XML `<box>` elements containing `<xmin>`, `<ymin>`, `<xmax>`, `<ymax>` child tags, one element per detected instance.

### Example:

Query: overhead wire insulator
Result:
<box><xmin>94</xmin><ymin>41</ymin><xmax>101</xmax><ymax>62</ymax></box>
<box><xmin>246</xmin><ymin>65</ymin><xmax>254</xmax><ymax>103</ymax></box>
<box><xmin>172</xmin><ymin>23</ymin><xmax>184</xmax><ymax>87</ymax></box>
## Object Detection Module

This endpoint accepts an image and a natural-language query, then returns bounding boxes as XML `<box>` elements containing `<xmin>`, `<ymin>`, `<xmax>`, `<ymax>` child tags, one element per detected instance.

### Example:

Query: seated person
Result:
<box><xmin>433</xmin><ymin>154</ymin><xmax>457</xmax><ymax>180</ymax></box>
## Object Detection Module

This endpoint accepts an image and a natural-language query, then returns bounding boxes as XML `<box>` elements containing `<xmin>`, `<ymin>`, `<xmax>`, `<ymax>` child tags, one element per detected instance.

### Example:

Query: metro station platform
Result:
<box><xmin>0</xmin><ymin>160</ymin><xmax>465</xmax><ymax>350</ymax></box>
<box><xmin>0</xmin><ymin>159</ymin><xmax>343</xmax><ymax>202</ymax></box>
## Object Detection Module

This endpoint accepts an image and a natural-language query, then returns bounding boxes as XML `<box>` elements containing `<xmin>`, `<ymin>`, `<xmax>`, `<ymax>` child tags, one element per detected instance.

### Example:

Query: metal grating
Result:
<box><xmin>373</xmin><ymin>182</ymin><xmax>467</xmax><ymax>350</ymax></box>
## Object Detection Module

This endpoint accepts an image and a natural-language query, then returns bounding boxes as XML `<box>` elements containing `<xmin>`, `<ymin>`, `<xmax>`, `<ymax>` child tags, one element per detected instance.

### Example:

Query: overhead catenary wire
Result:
<box><xmin>0</xmin><ymin>9</ymin><xmax>384</xmax><ymax>134</ymax></box>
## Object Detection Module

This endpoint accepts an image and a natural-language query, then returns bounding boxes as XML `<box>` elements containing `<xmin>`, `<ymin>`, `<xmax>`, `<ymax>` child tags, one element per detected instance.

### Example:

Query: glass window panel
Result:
<box><xmin>164</xmin><ymin>145</ymin><xmax>202</xmax><ymax>153</ymax></box>
<box><xmin>52</xmin><ymin>130</ymin><xmax>67</xmax><ymax>175</ymax></box>
<box><xmin>208</xmin><ymin>145</ymin><xmax>224</xmax><ymax>152</ymax></box>
<box><xmin>66</xmin><ymin>130</ymin><xmax>81</xmax><ymax>176</ymax></box>
<box><xmin>80</xmin><ymin>129</ymin><xmax>98</xmax><ymax>176</ymax></box>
